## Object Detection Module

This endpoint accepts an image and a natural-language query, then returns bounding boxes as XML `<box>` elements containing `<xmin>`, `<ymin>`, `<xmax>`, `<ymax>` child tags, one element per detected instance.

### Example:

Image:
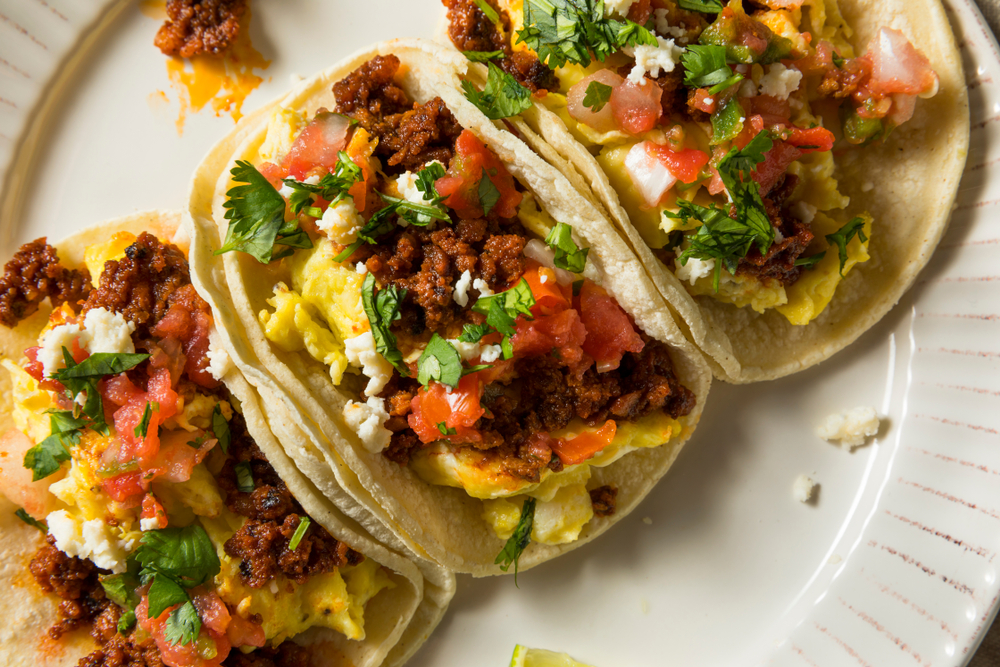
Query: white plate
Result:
<box><xmin>1</xmin><ymin>1</ymin><xmax>997</xmax><ymax>666</ymax></box>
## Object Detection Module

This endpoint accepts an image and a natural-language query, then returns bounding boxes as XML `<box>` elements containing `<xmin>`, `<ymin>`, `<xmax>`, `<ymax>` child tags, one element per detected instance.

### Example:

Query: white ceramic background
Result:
<box><xmin>0</xmin><ymin>1</ymin><xmax>997</xmax><ymax>666</ymax></box>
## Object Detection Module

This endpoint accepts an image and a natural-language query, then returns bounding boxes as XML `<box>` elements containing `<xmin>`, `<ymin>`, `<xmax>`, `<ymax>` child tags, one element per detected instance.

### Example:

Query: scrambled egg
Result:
<box><xmin>259</xmin><ymin>108</ymin><xmax>308</xmax><ymax>163</ymax></box>
<box><xmin>203</xmin><ymin>511</ymin><xmax>393</xmax><ymax>645</ymax></box>
<box><xmin>84</xmin><ymin>232</ymin><xmax>136</xmax><ymax>286</ymax></box>
<box><xmin>259</xmin><ymin>238</ymin><xmax>367</xmax><ymax>384</ymax></box>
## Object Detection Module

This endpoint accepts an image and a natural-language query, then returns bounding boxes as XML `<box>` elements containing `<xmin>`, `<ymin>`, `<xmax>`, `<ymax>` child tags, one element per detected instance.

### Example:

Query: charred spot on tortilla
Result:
<box><xmin>155</xmin><ymin>0</ymin><xmax>247</xmax><ymax>58</ymax></box>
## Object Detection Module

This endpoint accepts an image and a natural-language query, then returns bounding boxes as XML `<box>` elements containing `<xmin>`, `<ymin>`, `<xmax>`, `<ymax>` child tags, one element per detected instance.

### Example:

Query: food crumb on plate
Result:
<box><xmin>793</xmin><ymin>475</ymin><xmax>818</xmax><ymax>503</ymax></box>
<box><xmin>642</xmin><ymin>517</ymin><xmax>652</xmax><ymax>525</ymax></box>
<box><xmin>816</xmin><ymin>406</ymin><xmax>880</xmax><ymax>451</ymax></box>
<box><xmin>828</xmin><ymin>554</ymin><xmax>843</xmax><ymax>565</ymax></box>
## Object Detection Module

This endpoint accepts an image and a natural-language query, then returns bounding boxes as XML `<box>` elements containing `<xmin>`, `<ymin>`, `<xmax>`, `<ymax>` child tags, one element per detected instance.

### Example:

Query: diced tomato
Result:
<box><xmin>785</xmin><ymin>126</ymin><xmax>835</xmax><ymax>154</ymax></box>
<box><xmin>578</xmin><ymin>281</ymin><xmax>644</xmax><ymax>372</ymax></box>
<box><xmin>286</xmin><ymin>112</ymin><xmax>351</xmax><ymax>181</ymax></box>
<box><xmin>147</xmin><ymin>368</ymin><xmax>180</xmax><ymax>422</ymax></box>
<box><xmin>436</xmin><ymin>130</ymin><xmax>522</xmax><ymax>219</ymax></box>
<box><xmin>733</xmin><ymin>114</ymin><xmax>766</xmax><ymax>150</ymax></box>
<box><xmin>408</xmin><ymin>375</ymin><xmax>485</xmax><ymax>445</ymax></box>
<box><xmin>751</xmin><ymin>140</ymin><xmax>803</xmax><ymax>195</ymax></box>
<box><xmin>113</xmin><ymin>368</ymin><xmax>178</xmax><ymax>466</ymax></box>
<box><xmin>706</xmin><ymin>146</ymin><xmax>728</xmax><ymax>196</ymax></box>
<box><xmin>741</xmin><ymin>95</ymin><xmax>791</xmax><ymax>127</ymax></box>
<box><xmin>148</xmin><ymin>337</ymin><xmax>187</xmax><ymax>386</ymax></box>
<box><xmin>137</xmin><ymin>591</ymin><xmax>231</xmax><ymax>667</ymax></box>
<box><xmin>226</xmin><ymin>613</ymin><xmax>265</xmax><ymax>649</ymax></box>
<box><xmin>103</xmin><ymin>472</ymin><xmax>146</xmax><ymax>503</ymax></box>
<box><xmin>645</xmin><ymin>144</ymin><xmax>711</xmax><ymax>185</ymax></box>
<box><xmin>867</xmin><ymin>27</ymin><xmax>938</xmax><ymax>97</ymax></box>
<box><xmin>146</xmin><ymin>429</ymin><xmax>216</xmax><ymax>484</ymax></box>
<box><xmin>192</xmin><ymin>589</ymin><xmax>231</xmax><ymax>636</ymax></box>
<box><xmin>551</xmin><ymin>420</ymin><xmax>617</xmax><ymax>466</ymax></box>
<box><xmin>183</xmin><ymin>311</ymin><xmax>218</xmax><ymax>389</ymax></box>
<box><xmin>522</xmin><ymin>260</ymin><xmax>571</xmax><ymax>315</ymax></box>
<box><xmin>153</xmin><ymin>304</ymin><xmax>194</xmax><ymax>341</ymax></box>
<box><xmin>102</xmin><ymin>374</ymin><xmax>144</xmax><ymax>408</ymax></box>
<box><xmin>141</xmin><ymin>493</ymin><xmax>168</xmax><ymax>529</ymax></box>
<box><xmin>566</xmin><ymin>69</ymin><xmax>625</xmax><ymax>133</ymax></box>
<box><xmin>691</xmin><ymin>89</ymin><xmax>717</xmax><ymax>115</ymax></box>
<box><xmin>257</xmin><ymin>161</ymin><xmax>285</xmax><ymax>186</ymax></box>
<box><xmin>511</xmin><ymin>308</ymin><xmax>588</xmax><ymax>367</ymax></box>
<box><xmin>610</xmin><ymin>79</ymin><xmax>663</xmax><ymax>135</ymax></box>
<box><xmin>0</xmin><ymin>429</ymin><xmax>60</xmax><ymax>519</ymax></box>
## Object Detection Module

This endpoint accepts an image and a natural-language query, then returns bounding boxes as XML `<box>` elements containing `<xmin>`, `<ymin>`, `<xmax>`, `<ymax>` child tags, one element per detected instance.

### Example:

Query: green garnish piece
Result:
<box><xmin>472</xmin><ymin>278</ymin><xmax>536</xmax><ymax>337</ymax></box>
<box><xmin>462</xmin><ymin>61</ymin><xmax>533</xmax><ymax>121</ymax></box>
<box><xmin>472</xmin><ymin>0</ymin><xmax>500</xmax><ymax>23</ymax></box>
<box><xmin>437</xmin><ymin>422</ymin><xmax>458</xmax><ymax>436</ymax></box>
<box><xmin>458</xmin><ymin>322</ymin><xmax>493</xmax><ymax>344</ymax></box>
<box><xmin>545</xmin><ymin>223</ymin><xmax>589</xmax><ymax>272</ymax></box>
<box><xmin>361</xmin><ymin>273</ymin><xmax>408</xmax><ymax>374</ymax></box>
<box><xmin>464</xmin><ymin>50</ymin><xmax>506</xmax><ymax>63</ymax></box>
<box><xmin>288</xmin><ymin>516</ymin><xmax>312</xmax><ymax>551</ymax></box>
<box><xmin>23</xmin><ymin>409</ymin><xmax>86</xmax><ymax>481</ymax></box>
<box><xmin>211</xmin><ymin>404</ymin><xmax>230</xmax><ymax>454</ymax></box>
<box><xmin>681</xmin><ymin>44</ymin><xmax>735</xmax><ymax>88</ymax></box>
<box><xmin>280</xmin><ymin>151</ymin><xmax>363</xmax><ymax>215</ymax></box>
<box><xmin>15</xmin><ymin>508</ymin><xmax>47</xmax><ymax>531</ymax></box>
<box><xmin>417</xmin><ymin>334</ymin><xmax>464</xmax><ymax>388</ymax></box>
<box><xmin>235</xmin><ymin>461</ymin><xmax>254</xmax><ymax>493</ymax></box>
<box><xmin>134</xmin><ymin>402</ymin><xmax>158</xmax><ymax>438</ymax></box>
<box><xmin>478</xmin><ymin>169</ymin><xmax>502</xmax><ymax>217</ymax></box>
<box><xmin>164</xmin><ymin>601</ymin><xmax>201</xmax><ymax>646</ymax></box>
<box><xmin>495</xmin><ymin>497</ymin><xmax>536</xmax><ymax>584</ymax></box>
<box><xmin>794</xmin><ymin>253</ymin><xmax>826</xmax><ymax>270</ymax></box>
<box><xmin>679</xmin><ymin>0</ymin><xmax>724</xmax><ymax>12</ymax></box>
<box><xmin>825</xmin><ymin>217</ymin><xmax>868</xmax><ymax>276</ymax></box>
<box><xmin>136</xmin><ymin>525</ymin><xmax>221</xmax><ymax>592</ymax></box>
<box><xmin>582</xmin><ymin>81</ymin><xmax>613</xmax><ymax>113</ymax></box>
<box><xmin>710</xmin><ymin>97</ymin><xmax>744</xmax><ymax>145</ymax></box>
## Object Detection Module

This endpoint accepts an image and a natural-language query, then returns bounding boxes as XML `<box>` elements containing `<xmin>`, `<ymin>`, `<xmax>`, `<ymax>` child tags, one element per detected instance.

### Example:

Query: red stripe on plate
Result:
<box><xmin>868</xmin><ymin>539</ymin><xmax>977</xmax><ymax>598</ymax></box>
<box><xmin>916</xmin><ymin>414</ymin><xmax>1000</xmax><ymax>436</ymax></box>
<box><xmin>868</xmin><ymin>576</ymin><xmax>960</xmax><ymax>641</ymax></box>
<box><xmin>838</xmin><ymin>597</ymin><xmax>933</xmax><ymax>666</ymax></box>
<box><xmin>885</xmin><ymin>511</ymin><xmax>993</xmax><ymax>559</ymax></box>
<box><xmin>897</xmin><ymin>478</ymin><xmax>1000</xmax><ymax>522</ymax></box>
<box><xmin>814</xmin><ymin>623</ymin><xmax>875</xmax><ymax>667</ymax></box>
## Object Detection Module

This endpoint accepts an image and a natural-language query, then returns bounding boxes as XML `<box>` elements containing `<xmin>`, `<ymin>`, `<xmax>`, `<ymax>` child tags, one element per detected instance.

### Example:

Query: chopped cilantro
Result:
<box><xmin>280</xmin><ymin>151</ymin><xmax>363</xmax><ymax>215</ymax></box>
<box><xmin>235</xmin><ymin>461</ymin><xmax>254</xmax><ymax>493</ymax></box>
<box><xmin>458</xmin><ymin>322</ymin><xmax>493</xmax><ymax>344</ymax></box>
<box><xmin>417</xmin><ymin>334</ymin><xmax>464</xmax><ymax>388</ymax></box>
<box><xmin>146</xmin><ymin>574</ymin><xmax>189</xmax><ymax>619</ymax></box>
<box><xmin>23</xmin><ymin>409</ymin><xmax>87</xmax><ymax>481</ymax></box>
<box><xmin>462</xmin><ymin>61</ymin><xmax>533</xmax><ymax>120</ymax></box>
<box><xmin>794</xmin><ymin>253</ymin><xmax>826</xmax><ymax>269</ymax></box>
<box><xmin>101</xmin><ymin>572</ymin><xmax>141</xmax><ymax>634</ymax></box>
<box><xmin>375</xmin><ymin>192</ymin><xmax>451</xmax><ymax>228</ymax></box>
<box><xmin>832</xmin><ymin>51</ymin><xmax>846</xmax><ymax>69</ymax></box>
<box><xmin>582</xmin><ymin>80</ymin><xmax>613</xmax><ymax>113</ymax></box>
<box><xmin>288</xmin><ymin>516</ymin><xmax>312</xmax><ymax>551</ymax></box>
<box><xmin>679</xmin><ymin>0</ymin><xmax>724</xmax><ymax>12</ymax></box>
<box><xmin>361</xmin><ymin>273</ymin><xmax>408</xmax><ymax>374</ymax></box>
<box><xmin>478</xmin><ymin>169</ymin><xmax>502</xmax><ymax>217</ymax></box>
<box><xmin>545</xmin><ymin>223</ymin><xmax>589</xmax><ymax>272</ymax></box>
<box><xmin>437</xmin><ymin>422</ymin><xmax>458</xmax><ymax>436</ymax></box>
<box><xmin>211</xmin><ymin>404</ymin><xmax>230</xmax><ymax>454</ymax></box>
<box><xmin>825</xmin><ymin>217</ymin><xmax>868</xmax><ymax>276</ymax></box>
<box><xmin>216</xmin><ymin>161</ymin><xmax>314</xmax><ymax>263</ymax></box>
<box><xmin>136</xmin><ymin>525</ymin><xmax>221</xmax><ymax>593</ymax></box>
<box><xmin>495</xmin><ymin>497</ymin><xmax>535</xmax><ymax>584</ymax></box>
<box><xmin>333</xmin><ymin>238</ymin><xmax>366</xmax><ymax>263</ymax></box>
<box><xmin>164</xmin><ymin>601</ymin><xmax>201</xmax><ymax>646</ymax></box>
<box><xmin>682</xmin><ymin>44</ymin><xmax>737</xmax><ymax>89</ymax></box>
<box><xmin>118</xmin><ymin>609</ymin><xmax>137</xmax><ymax>634</ymax></box>
<box><xmin>472</xmin><ymin>0</ymin><xmax>500</xmax><ymax>23</ymax></box>
<box><xmin>134</xmin><ymin>402</ymin><xmax>158</xmax><ymax>438</ymax></box>
<box><xmin>472</xmin><ymin>278</ymin><xmax>536</xmax><ymax>337</ymax></box>
<box><xmin>15</xmin><ymin>508</ymin><xmax>47</xmax><ymax>531</ymax></box>
<box><xmin>517</xmin><ymin>0</ymin><xmax>657</xmax><ymax>69</ymax></box>
<box><xmin>415</xmin><ymin>162</ymin><xmax>447</xmax><ymax>204</ymax></box>
<box><xmin>464</xmin><ymin>50</ymin><xmax>506</xmax><ymax>63</ymax></box>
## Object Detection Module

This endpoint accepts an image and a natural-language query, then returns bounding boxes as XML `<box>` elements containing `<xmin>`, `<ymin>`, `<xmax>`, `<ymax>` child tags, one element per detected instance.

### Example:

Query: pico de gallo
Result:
<box><xmin>442</xmin><ymin>0</ymin><xmax>940</xmax><ymax>325</ymax></box>
<box><xmin>0</xmin><ymin>232</ymin><xmax>391</xmax><ymax>666</ymax></box>
<box><xmin>215</xmin><ymin>52</ymin><xmax>697</xmax><ymax>571</ymax></box>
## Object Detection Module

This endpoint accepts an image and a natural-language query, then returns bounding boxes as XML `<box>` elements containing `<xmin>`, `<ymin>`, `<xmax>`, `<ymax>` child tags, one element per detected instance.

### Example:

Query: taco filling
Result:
<box><xmin>215</xmin><ymin>53</ymin><xmax>697</xmax><ymax>565</ymax></box>
<box><xmin>0</xmin><ymin>233</ymin><xmax>393</xmax><ymax>666</ymax></box>
<box><xmin>442</xmin><ymin>0</ymin><xmax>939</xmax><ymax>325</ymax></box>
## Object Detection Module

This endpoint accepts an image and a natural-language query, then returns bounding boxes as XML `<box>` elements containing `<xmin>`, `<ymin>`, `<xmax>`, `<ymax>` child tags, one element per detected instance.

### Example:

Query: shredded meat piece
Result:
<box><xmin>154</xmin><ymin>0</ymin><xmax>246</xmax><ymax>58</ymax></box>
<box><xmin>479</xmin><ymin>234</ymin><xmax>527</xmax><ymax>290</ymax></box>
<box><xmin>334</xmin><ymin>55</ymin><xmax>464</xmax><ymax>171</ymax></box>
<box><xmin>735</xmin><ymin>175</ymin><xmax>814</xmax><ymax>286</ymax></box>
<box><xmin>82</xmin><ymin>233</ymin><xmax>205</xmax><ymax>340</ymax></box>
<box><xmin>0</xmin><ymin>238</ymin><xmax>92</xmax><ymax>327</ymax></box>
<box><xmin>590</xmin><ymin>485</ymin><xmax>618</xmax><ymax>518</ymax></box>
<box><xmin>30</xmin><ymin>535</ymin><xmax>112</xmax><ymax>640</ymax></box>
<box><xmin>219</xmin><ymin>414</ymin><xmax>363</xmax><ymax>588</ymax></box>
<box><xmin>443</xmin><ymin>0</ymin><xmax>557</xmax><ymax>92</ymax></box>
<box><xmin>655</xmin><ymin>69</ymin><xmax>689</xmax><ymax>120</ymax></box>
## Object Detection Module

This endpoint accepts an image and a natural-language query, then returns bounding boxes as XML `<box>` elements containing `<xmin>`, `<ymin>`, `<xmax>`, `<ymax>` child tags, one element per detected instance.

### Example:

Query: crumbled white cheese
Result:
<box><xmin>206</xmin><ymin>328</ymin><xmax>233</xmax><ymax>381</ymax></box>
<box><xmin>83</xmin><ymin>308</ymin><xmax>136</xmax><ymax>355</ymax></box>
<box><xmin>653</xmin><ymin>9</ymin><xmax>688</xmax><ymax>41</ymax></box>
<box><xmin>140</xmin><ymin>516</ymin><xmax>162</xmax><ymax>531</ymax></box>
<box><xmin>278</xmin><ymin>174</ymin><xmax>319</xmax><ymax>200</ymax></box>
<box><xmin>47</xmin><ymin>510</ymin><xmax>128</xmax><ymax>573</ymax></box>
<box><xmin>539</xmin><ymin>273</ymin><xmax>549</xmax><ymax>284</ymax></box>
<box><xmin>453</xmin><ymin>270</ymin><xmax>473</xmax><ymax>308</ymax></box>
<box><xmin>792</xmin><ymin>201</ymin><xmax>817</xmax><ymax>225</ymax></box>
<box><xmin>793</xmin><ymin>475</ymin><xmax>818</xmax><ymax>503</ymax></box>
<box><xmin>317</xmin><ymin>199</ymin><xmax>364</xmax><ymax>245</ymax></box>
<box><xmin>624</xmin><ymin>36</ymin><xmax>683</xmax><ymax>85</ymax></box>
<box><xmin>356</xmin><ymin>262</ymin><xmax>368</xmax><ymax>275</ymax></box>
<box><xmin>480</xmin><ymin>344</ymin><xmax>502</xmax><ymax>363</ymax></box>
<box><xmin>473</xmin><ymin>278</ymin><xmax>494</xmax><ymax>298</ymax></box>
<box><xmin>269</xmin><ymin>580</ymin><xmax>279</xmax><ymax>594</ymax></box>
<box><xmin>816</xmin><ymin>406</ymin><xmax>881</xmax><ymax>451</ymax></box>
<box><xmin>739</xmin><ymin>78</ymin><xmax>758</xmax><ymax>98</ymax></box>
<box><xmin>604</xmin><ymin>0</ymin><xmax>638</xmax><ymax>18</ymax></box>
<box><xmin>38</xmin><ymin>324</ymin><xmax>86</xmax><ymax>377</ymax></box>
<box><xmin>759</xmin><ymin>63</ymin><xmax>803</xmax><ymax>100</ymax></box>
<box><xmin>344</xmin><ymin>331</ymin><xmax>394</xmax><ymax>396</ymax></box>
<box><xmin>674</xmin><ymin>256</ymin><xmax>716</xmax><ymax>286</ymax></box>
<box><xmin>396</xmin><ymin>171</ymin><xmax>426</xmax><ymax>206</ymax></box>
<box><xmin>342</xmin><ymin>396</ymin><xmax>391</xmax><ymax>454</ymax></box>
<box><xmin>448</xmin><ymin>338</ymin><xmax>482</xmax><ymax>362</ymax></box>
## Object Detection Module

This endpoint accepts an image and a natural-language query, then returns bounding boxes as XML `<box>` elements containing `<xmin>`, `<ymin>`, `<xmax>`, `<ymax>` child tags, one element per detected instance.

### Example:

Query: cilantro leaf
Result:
<box><xmin>288</xmin><ymin>516</ymin><xmax>312</xmax><ymax>551</ymax></box>
<box><xmin>136</xmin><ymin>526</ymin><xmax>221</xmax><ymax>591</ymax></box>
<box><xmin>211</xmin><ymin>404</ymin><xmax>230</xmax><ymax>454</ymax></box>
<box><xmin>281</xmin><ymin>151</ymin><xmax>363</xmax><ymax>215</ymax></box>
<box><xmin>417</xmin><ymin>334</ymin><xmax>463</xmax><ymax>388</ymax></box>
<box><xmin>361</xmin><ymin>273</ymin><xmax>408</xmax><ymax>374</ymax></box>
<box><xmin>23</xmin><ymin>410</ymin><xmax>86</xmax><ymax>481</ymax></box>
<box><xmin>679</xmin><ymin>0</ymin><xmax>724</xmax><ymax>12</ymax></box>
<box><xmin>462</xmin><ymin>62</ymin><xmax>533</xmax><ymax>120</ymax></box>
<box><xmin>164</xmin><ymin>601</ymin><xmax>201</xmax><ymax>646</ymax></box>
<box><xmin>458</xmin><ymin>323</ymin><xmax>493</xmax><ymax>344</ymax></box>
<box><xmin>472</xmin><ymin>0</ymin><xmax>500</xmax><ymax>24</ymax></box>
<box><xmin>794</xmin><ymin>252</ymin><xmax>826</xmax><ymax>269</ymax></box>
<box><xmin>437</xmin><ymin>423</ymin><xmax>458</xmax><ymax>436</ymax></box>
<box><xmin>495</xmin><ymin>497</ymin><xmax>535</xmax><ymax>584</ymax></box>
<box><xmin>832</xmin><ymin>51</ymin><xmax>846</xmax><ymax>69</ymax></box>
<box><xmin>682</xmin><ymin>45</ymin><xmax>733</xmax><ymax>88</ymax></box>
<box><xmin>376</xmin><ymin>192</ymin><xmax>450</xmax><ymax>228</ymax></box>
<box><xmin>478</xmin><ymin>169</ymin><xmax>502</xmax><ymax>217</ymax></box>
<box><xmin>146</xmin><ymin>574</ymin><xmax>189</xmax><ymax>619</ymax></box>
<box><xmin>217</xmin><ymin>160</ymin><xmax>314</xmax><ymax>263</ymax></box>
<box><xmin>415</xmin><ymin>162</ymin><xmax>447</xmax><ymax>203</ymax></box>
<box><xmin>464</xmin><ymin>50</ymin><xmax>506</xmax><ymax>62</ymax></box>
<box><xmin>472</xmin><ymin>278</ymin><xmax>536</xmax><ymax>337</ymax></box>
<box><xmin>101</xmin><ymin>570</ymin><xmax>141</xmax><ymax>634</ymax></box>
<box><xmin>54</xmin><ymin>352</ymin><xmax>149</xmax><ymax>382</ymax></box>
<box><xmin>825</xmin><ymin>217</ymin><xmax>868</xmax><ymax>276</ymax></box>
<box><xmin>582</xmin><ymin>81</ymin><xmax>613</xmax><ymax>113</ymax></box>
<box><xmin>15</xmin><ymin>508</ymin><xmax>47</xmax><ymax>531</ymax></box>
<box><xmin>333</xmin><ymin>239</ymin><xmax>366</xmax><ymax>263</ymax></box>
<box><xmin>134</xmin><ymin>402</ymin><xmax>158</xmax><ymax>438</ymax></box>
<box><xmin>545</xmin><ymin>223</ymin><xmax>589</xmax><ymax>272</ymax></box>
<box><xmin>235</xmin><ymin>461</ymin><xmax>254</xmax><ymax>493</ymax></box>
<box><xmin>118</xmin><ymin>609</ymin><xmax>137</xmax><ymax>634</ymax></box>
<box><xmin>517</xmin><ymin>0</ymin><xmax>657</xmax><ymax>69</ymax></box>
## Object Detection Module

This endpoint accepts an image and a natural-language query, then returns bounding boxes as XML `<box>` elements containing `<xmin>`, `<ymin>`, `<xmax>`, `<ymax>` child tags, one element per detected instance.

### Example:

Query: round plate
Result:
<box><xmin>0</xmin><ymin>1</ymin><xmax>997</xmax><ymax>665</ymax></box>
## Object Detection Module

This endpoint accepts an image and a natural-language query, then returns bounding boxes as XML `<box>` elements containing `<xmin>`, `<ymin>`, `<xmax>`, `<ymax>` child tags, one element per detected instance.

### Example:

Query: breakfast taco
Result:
<box><xmin>185</xmin><ymin>38</ymin><xmax>711</xmax><ymax>576</ymax></box>
<box><xmin>439</xmin><ymin>0</ymin><xmax>969</xmax><ymax>382</ymax></box>
<box><xmin>0</xmin><ymin>211</ymin><xmax>453</xmax><ymax>667</ymax></box>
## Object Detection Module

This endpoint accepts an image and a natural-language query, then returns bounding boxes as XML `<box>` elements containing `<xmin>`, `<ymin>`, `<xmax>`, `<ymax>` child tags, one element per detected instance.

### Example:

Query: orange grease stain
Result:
<box><xmin>163</xmin><ymin>6</ymin><xmax>270</xmax><ymax>134</ymax></box>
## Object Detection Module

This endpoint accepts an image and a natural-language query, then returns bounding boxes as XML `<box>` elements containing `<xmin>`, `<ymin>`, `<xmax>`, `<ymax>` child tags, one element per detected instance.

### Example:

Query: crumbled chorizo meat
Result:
<box><xmin>29</xmin><ymin>535</ymin><xmax>112</xmax><ymax>640</ymax></box>
<box><xmin>0</xmin><ymin>238</ymin><xmax>92</xmax><ymax>327</ymax></box>
<box><xmin>334</xmin><ymin>55</ymin><xmax>464</xmax><ymax>171</ymax></box>
<box><xmin>78</xmin><ymin>606</ymin><xmax>164</xmax><ymax>667</ymax></box>
<box><xmin>479</xmin><ymin>234</ymin><xmax>527</xmax><ymax>290</ymax></box>
<box><xmin>735</xmin><ymin>175</ymin><xmax>814</xmax><ymax>286</ymax></box>
<box><xmin>223</xmin><ymin>644</ymin><xmax>313</xmax><ymax>667</ymax></box>
<box><xmin>590</xmin><ymin>485</ymin><xmax>618</xmax><ymax>518</ymax></box>
<box><xmin>443</xmin><ymin>0</ymin><xmax>557</xmax><ymax>92</ymax></box>
<box><xmin>219</xmin><ymin>413</ymin><xmax>363</xmax><ymax>588</ymax></box>
<box><xmin>82</xmin><ymin>233</ymin><xmax>206</xmax><ymax>340</ymax></box>
<box><xmin>655</xmin><ymin>69</ymin><xmax>689</xmax><ymax>120</ymax></box>
<box><xmin>154</xmin><ymin>0</ymin><xmax>246</xmax><ymax>58</ymax></box>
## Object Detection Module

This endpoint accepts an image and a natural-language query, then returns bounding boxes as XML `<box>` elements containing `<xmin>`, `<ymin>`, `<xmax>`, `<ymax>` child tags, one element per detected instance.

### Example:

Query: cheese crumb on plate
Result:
<box><xmin>816</xmin><ymin>406</ymin><xmax>881</xmax><ymax>451</ymax></box>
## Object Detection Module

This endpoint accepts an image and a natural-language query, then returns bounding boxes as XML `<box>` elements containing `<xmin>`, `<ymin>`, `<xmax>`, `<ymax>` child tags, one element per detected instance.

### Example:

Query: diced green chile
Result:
<box><xmin>711</xmin><ymin>97</ymin><xmax>745</xmax><ymax>144</ymax></box>
<box><xmin>842</xmin><ymin>108</ymin><xmax>884</xmax><ymax>145</ymax></box>
<box><xmin>699</xmin><ymin>1</ymin><xmax>792</xmax><ymax>64</ymax></box>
